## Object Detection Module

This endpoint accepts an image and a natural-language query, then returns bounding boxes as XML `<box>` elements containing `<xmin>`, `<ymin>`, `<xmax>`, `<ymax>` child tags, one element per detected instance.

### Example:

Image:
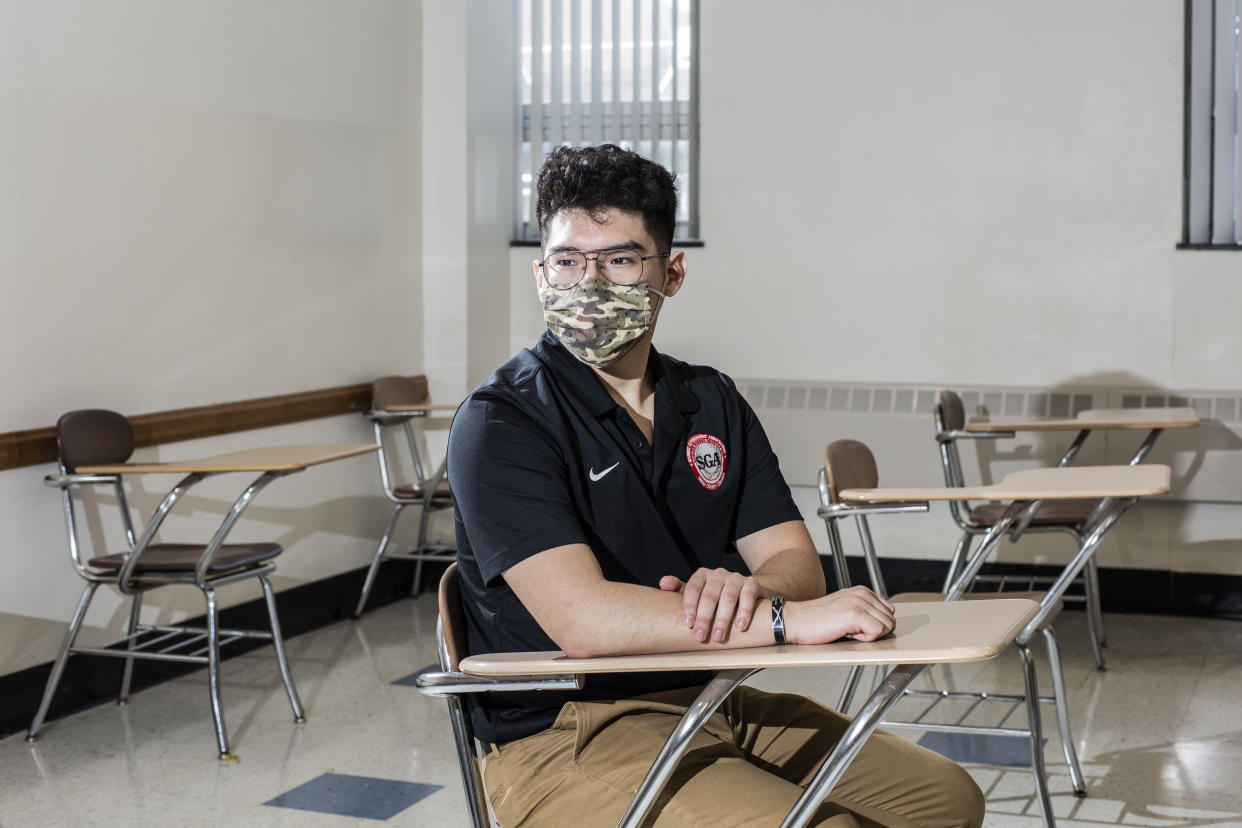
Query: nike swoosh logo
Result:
<box><xmin>588</xmin><ymin>462</ymin><xmax>620</xmax><ymax>482</ymax></box>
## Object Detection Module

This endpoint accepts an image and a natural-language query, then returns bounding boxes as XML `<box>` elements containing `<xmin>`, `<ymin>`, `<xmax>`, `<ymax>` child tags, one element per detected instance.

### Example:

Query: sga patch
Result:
<box><xmin>686</xmin><ymin>433</ymin><xmax>727</xmax><ymax>490</ymax></box>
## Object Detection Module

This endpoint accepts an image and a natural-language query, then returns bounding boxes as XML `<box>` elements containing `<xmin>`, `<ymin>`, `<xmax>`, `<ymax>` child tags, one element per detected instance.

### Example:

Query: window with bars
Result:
<box><xmin>515</xmin><ymin>0</ymin><xmax>699</xmax><ymax>243</ymax></box>
<box><xmin>1184</xmin><ymin>0</ymin><xmax>1242</xmax><ymax>247</ymax></box>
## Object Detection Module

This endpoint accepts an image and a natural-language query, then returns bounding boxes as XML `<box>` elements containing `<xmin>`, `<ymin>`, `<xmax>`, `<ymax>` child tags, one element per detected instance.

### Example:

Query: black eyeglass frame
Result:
<box><xmin>538</xmin><ymin>248</ymin><xmax>671</xmax><ymax>289</ymax></box>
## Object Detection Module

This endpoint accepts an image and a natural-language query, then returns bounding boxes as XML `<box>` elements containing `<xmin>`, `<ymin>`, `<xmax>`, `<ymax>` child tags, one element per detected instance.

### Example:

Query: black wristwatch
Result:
<box><xmin>771</xmin><ymin>595</ymin><xmax>787</xmax><ymax>645</ymax></box>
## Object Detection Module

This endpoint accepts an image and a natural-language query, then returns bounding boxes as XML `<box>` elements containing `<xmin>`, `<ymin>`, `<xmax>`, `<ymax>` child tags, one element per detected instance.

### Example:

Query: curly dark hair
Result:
<box><xmin>535</xmin><ymin>144</ymin><xmax>678</xmax><ymax>251</ymax></box>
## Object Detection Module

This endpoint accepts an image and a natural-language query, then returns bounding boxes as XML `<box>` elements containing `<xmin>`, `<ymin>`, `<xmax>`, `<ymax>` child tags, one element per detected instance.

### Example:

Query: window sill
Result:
<box><xmin>1176</xmin><ymin>243</ymin><xmax>1242</xmax><ymax>251</ymax></box>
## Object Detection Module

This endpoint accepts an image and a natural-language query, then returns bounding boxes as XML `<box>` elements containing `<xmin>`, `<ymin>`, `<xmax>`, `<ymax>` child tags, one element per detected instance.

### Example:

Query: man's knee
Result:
<box><xmin>940</xmin><ymin>760</ymin><xmax>986</xmax><ymax>828</ymax></box>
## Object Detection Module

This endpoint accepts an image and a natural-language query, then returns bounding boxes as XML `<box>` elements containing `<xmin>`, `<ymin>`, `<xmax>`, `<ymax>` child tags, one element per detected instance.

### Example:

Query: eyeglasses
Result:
<box><xmin>538</xmin><ymin>248</ymin><xmax>670</xmax><ymax>289</ymax></box>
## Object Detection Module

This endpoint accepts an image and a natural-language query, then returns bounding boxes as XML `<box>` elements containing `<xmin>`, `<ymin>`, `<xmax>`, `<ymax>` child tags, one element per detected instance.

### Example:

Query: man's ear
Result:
<box><xmin>533</xmin><ymin>258</ymin><xmax>545</xmax><ymax>290</ymax></box>
<box><xmin>661</xmin><ymin>250</ymin><xmax>687</xmax><ymax>298</ymax></box>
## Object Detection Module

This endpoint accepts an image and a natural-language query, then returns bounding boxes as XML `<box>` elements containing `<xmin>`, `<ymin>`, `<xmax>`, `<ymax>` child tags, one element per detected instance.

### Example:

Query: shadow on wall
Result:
<box><xmin>963</xmin><ymin>371</ymin><xmax>1242</xmax><ymax>563</ymax></box>
<box><xmin>967</xmin><ymin>372</ymin><xmax>1242</xmax><ymax>484</ymax></box>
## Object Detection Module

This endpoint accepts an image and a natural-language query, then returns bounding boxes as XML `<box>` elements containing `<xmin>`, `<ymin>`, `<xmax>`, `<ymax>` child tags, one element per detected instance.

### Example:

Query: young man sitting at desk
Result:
<box><xmin>447</xmin><ymin>145</ymin><xmax>984</xmax><ymax>828</ymax></box>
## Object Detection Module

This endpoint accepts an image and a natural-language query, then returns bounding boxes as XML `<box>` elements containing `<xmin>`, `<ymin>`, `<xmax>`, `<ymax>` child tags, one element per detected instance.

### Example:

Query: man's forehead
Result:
<box><xmin>545</xmin><ymin>207</ymin><xmax>653</xmax><ymax>250</ymax></box>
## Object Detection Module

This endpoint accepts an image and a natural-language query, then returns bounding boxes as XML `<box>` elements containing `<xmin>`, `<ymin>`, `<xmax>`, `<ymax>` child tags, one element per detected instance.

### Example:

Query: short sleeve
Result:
<box><xmin>727</xmin><ymin>384</ymin><xmax>804</xmax><ymax>540</ymax></box>
<box><xmin>447</xmin><ymin>394</ymin><xmax>589</xmax><ymax>586</ymax></box>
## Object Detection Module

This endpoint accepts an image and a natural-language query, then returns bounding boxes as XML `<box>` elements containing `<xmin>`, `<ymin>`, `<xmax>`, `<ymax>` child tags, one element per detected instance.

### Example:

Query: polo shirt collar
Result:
<box><xmin>533</xmin><ymin>329</ymin><xmax>699</xmax><ymax>417</ymax></box>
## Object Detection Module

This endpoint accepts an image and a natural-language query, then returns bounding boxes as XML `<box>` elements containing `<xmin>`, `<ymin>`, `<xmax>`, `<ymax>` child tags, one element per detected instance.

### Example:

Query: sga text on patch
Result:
<box><xmin>686</xmin><ymin>433</ymin><xmax>727</xmax><ymax>490</ymax></box>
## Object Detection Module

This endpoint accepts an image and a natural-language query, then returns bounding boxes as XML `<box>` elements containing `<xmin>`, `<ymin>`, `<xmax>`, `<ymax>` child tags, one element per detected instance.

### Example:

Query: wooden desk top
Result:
<box><xmin>78</xmin><ymin>443</ymin><xmax>378</xmax><ymax>474</ymax></box>
<box><xmin>459</xmin><ymin>598</ymin><xmax>1039</xmax><ymax>676</ymax></box>
<box><xmin>964</xmin><ymin>406</ymin><xmax>1199</xmax><ymax>433</ymax></box>
<box><xmin>839</xmin><ymin>464</ymin><xmax>1171</xmax><ymax>503</ymax></box>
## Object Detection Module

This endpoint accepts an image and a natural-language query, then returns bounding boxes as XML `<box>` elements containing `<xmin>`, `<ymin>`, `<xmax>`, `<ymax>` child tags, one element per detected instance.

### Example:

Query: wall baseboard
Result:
<box><xmin>0</xmin><ymin>559</ymin><xmax>451</xmax><ymax>740</ymax></box>
<box><xmin>4</xmin><ymin>556</ymin><xmax>1239</xmax><ymax>740</ymax></box>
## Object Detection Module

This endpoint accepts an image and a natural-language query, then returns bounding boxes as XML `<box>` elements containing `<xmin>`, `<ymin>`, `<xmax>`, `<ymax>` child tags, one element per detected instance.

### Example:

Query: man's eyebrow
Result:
<box><xmin>547</xmin><ymin>241</ymin><xmax>648</xmax><ymax>254</ymax></box>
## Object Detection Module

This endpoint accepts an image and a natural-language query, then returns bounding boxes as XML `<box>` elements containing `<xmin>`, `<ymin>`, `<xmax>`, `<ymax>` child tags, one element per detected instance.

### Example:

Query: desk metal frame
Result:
<box><xmin>28</xmin><ymin>444</ymin><xmax>375</xmax><ymax>758</ymax></box>
<box><xmin>419</xmin><ymin>598</ymin><xmax>1039</xmax><ymax>828</ymax></box>
<box><xmin>826</xmin><ymin>463</ymin><xmax>1170</xmax><ymax>827</ymax></box>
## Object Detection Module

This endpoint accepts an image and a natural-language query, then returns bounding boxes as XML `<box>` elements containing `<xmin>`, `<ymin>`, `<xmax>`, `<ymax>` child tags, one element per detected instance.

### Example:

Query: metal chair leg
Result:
<box><xmin>448</xmin><ymin>693</ymin><xmax>491</xmax><ymax>828</ymax></box>
<box><xmin>412</xmin><ymin>500</ymin><xmax>435</xmax><ymax>597</ymax></box>
<box><xmin>1018</xmin><ymin>642</ymin><xmax>1057</xmax><ymax>828</ymax></box>
<box><xmin>118</xmin><ymin>591</ymin><xmax>144</xmax><ymax>704</ymax></box>
<box><xmin>1042</xmin><ymin>627</ymin><xmax>1086</xmax><ymax>796</ymax></box>
<box><xmin>837</xmin><ymin>664</ymin><xmax>864</xmax><ymax>713</ymax></box>
<box><xmin>27</xmin><ymin>583</ymin><xmax>99</xmax><ymax>742</ymax></box>
<box><xmin>203</xmin><ymin>588</ymin><xmax>231</xmax><ymax>760</ymax></box>
<box><xmin>943</xmin><ymin>533</ymin><xmax>973</xmax><ymax>592</ymax></box>
<box><xmin>1083</xmin><ymin>557</ymin><xmax>1107</xmax><ymax>669</ymax></box>
<box><xmin>259</xmin><ymin>573</ymin><xmax>305</xmax><ymax>723</ymax></box>
<box><xmin>355</xmin><ymin>503</ymin><xmax>407</xmax><ymax>617</ymax></box>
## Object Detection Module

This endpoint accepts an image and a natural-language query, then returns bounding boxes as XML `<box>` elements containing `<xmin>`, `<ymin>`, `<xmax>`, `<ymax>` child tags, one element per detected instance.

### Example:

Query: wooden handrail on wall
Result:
<box><xmin>0</xmin><ymin>376</ymin><xmax>429</xmax><ymax>472</ymax></box>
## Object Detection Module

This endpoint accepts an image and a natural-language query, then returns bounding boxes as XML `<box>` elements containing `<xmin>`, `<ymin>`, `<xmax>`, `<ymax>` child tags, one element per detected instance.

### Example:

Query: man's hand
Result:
<box><xmin>784</xmin><ymin>586</ymin><xmax>897</xmax><ymax>644</ymax></box>
<box><xmin>659</xmin><ymin>567</ymin><xmax>761</xmax><ymax>643</ymax></box>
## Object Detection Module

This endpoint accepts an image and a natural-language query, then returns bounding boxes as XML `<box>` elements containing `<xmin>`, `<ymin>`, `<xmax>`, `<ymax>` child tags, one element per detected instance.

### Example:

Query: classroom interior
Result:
<box><xmin>2</xmin><ymin>1</ymin><xmax>1241</xmax><ymax>826</ymax></box>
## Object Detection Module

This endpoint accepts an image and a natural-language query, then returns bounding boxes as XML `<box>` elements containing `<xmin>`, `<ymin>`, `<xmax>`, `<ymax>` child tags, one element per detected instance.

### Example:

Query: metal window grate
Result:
<box><xmin>516</xmin><ymin>0</ymin><xmax>699</xmax><ymax>242</ymax></box>
<box><xmin>1185</xmin><ymin>0</ymin><xmax>1242</xmax><ymax>246</ymax></box>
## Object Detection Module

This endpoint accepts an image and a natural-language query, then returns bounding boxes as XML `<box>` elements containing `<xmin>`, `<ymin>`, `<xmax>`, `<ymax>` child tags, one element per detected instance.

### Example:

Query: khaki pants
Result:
<box><xmin>481</xmin><ymin>685</ymin><xmax>984</xmax><ymax>828</ymax></box>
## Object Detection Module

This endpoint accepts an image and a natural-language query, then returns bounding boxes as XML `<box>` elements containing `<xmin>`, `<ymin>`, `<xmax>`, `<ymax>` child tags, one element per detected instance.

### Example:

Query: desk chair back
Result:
<box><xmin>355</xmin><ymin>376</ymin><xmax>456</xmax><ymax>615</ymax></box>
<box><xmin>819</xmin><ymin>440</ymin><xmax>891</xmax><ymax>599</ymax></box>
<box><xmin>822</xmin><ymin>439</ymin><xmax>878</xmax><ymax>502</ymax></box>
<box><xmin>57</xmin><ymin>409</ymin><xmax>135</xmax><ymax>472</ymax></box>
<box><xmin>438</xmin><ymin>562</ymin><xmax>468</xmax><ymax>672</ymax></box>
<box><xmin>933</xmin><ymin>391</ymin><xmax>976</xmax><ymax>526</ymax></box>
<box><xmin>52</xmin><ymin>410</ymin><xmax>142</xmax><ymax>568</ymax></box>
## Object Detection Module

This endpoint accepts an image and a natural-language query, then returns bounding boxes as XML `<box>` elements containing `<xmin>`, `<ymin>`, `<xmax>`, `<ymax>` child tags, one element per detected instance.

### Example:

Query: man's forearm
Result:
<box><xmin>750</xmin><ymin>547</ymin><xmax>827</xmax><ymax>602</ymax></box>
<box><xmin>554</xmin><ymin>579</ymin><xmax>778</xmax><ymax>658</ymax></box>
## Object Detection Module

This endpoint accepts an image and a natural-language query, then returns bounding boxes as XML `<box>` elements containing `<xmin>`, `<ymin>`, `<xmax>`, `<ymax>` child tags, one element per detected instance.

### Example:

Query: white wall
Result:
<box><xmin>5</xmin><ymin>0</ymin><xmax>1241</xmax><ymax>684</ymax></box>
<box><xmin>510</xmin><ymin>0</ymin><xmax>1242</xmax><ymax>575</ymax></box>
<box><xmin>0</xmin><ymin>0</ymin><xmax>428</xmax><ymax>677</ymax></box>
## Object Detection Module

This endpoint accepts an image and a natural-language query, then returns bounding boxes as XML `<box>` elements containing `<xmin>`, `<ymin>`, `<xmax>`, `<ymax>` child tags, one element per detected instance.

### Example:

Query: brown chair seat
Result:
<box><xmin>89</xmin><ymin>542</ymin><xmax>281</xmax><ymax>573</ymax></box>
<box><xmin>395</xmin><ymin>481</ymin><xmax>453</xmax><ymax>500</ymax></box>
<box><xmin>893</xmin><ymin>590</ymin><xmax>1062</xmax><ymax>630</ymax></box>
<box><xmin>968</xmin><ymin>499</ymin><xmax>1098</xmax><ymax>527</ymax></box>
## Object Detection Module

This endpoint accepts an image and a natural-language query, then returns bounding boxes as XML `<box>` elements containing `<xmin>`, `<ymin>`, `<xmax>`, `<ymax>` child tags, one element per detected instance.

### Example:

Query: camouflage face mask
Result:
<box><xmin>540</xmin><ymin>279</ymin><xmax>667</xmax><ymax>367</ymax></box>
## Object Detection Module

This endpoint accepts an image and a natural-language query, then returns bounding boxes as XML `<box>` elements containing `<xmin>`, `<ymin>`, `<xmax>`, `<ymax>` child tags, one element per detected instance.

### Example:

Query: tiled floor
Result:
<box><xmin>2</xmin><ymin>599</ymin><xmax>1241</xmax><ymax>827</ymax></box>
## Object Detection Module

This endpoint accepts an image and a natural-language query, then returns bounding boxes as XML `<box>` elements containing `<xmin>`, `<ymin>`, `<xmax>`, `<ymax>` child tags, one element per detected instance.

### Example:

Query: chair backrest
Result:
<box><xmin>57</xmin><ymin>409</ymin><xmax>135</xmax><ymax>473</ymax></box>
<box><xmin>932</xmin><ymin>391</ymin><xmax>973</xmax><ymax>524</ymax></box>
<box><xmin>370</xmin><ymin>376</ymin><xmax>437</xmax><ymax>488</ymax></box>
<box><xmin>936</xmin><ymin>390</ymin><xmax>966</xmax><ymax>432</ymax></box>
<box><xmin>820</xmin><ymin>439</ymin><xmax>887</xmax><ymax>597</ymax></box>
<box><xmin>822</xmin><ymin>439</ymin><xmax>879</xmax><ymax>503</ymax></box>
<box><xmin>372</xmin><ymin>375</ymin><xmax>430</xmax><ymax>411</ymax></box>
<box><xmin>438</xmin><ymin>563</ymin><xmax>467</xmax><ymax>671</ymax></box>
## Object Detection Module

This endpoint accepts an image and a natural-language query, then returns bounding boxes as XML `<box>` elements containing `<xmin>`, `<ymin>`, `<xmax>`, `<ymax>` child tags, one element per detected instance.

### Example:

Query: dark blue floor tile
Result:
<box><xmin>917</xmin><ymin>732</ymin><xmax>1043</xmax><ymax>767</ymax></box>
<box><xmin>391</xmin><ymin>663</ymin><xmax>439</xmax><ymax>686</ymax></box>
<box><xmin>264</xmin><ymin>772</ymin><xmax>442</xmax><ymax>820</ymax></box>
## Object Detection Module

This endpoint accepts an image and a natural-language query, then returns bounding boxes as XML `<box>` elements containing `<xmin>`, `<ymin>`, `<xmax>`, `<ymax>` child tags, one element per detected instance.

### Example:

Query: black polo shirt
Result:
<box><xmin>447</xmin><ymin>330</ymin><xmax>803</xmax><ymax>744</ymax></box>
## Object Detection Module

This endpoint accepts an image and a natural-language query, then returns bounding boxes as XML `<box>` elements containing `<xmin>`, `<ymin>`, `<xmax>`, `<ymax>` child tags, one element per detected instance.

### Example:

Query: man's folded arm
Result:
<box><xmin>503</xmin><ymin>543</ymin><xmax>894</xmax><ymax>659</ymax></box>
<box><xmin>738</xmin><ymin>520</ymin><xmax>827</xmax><ymax>601</ymax></box>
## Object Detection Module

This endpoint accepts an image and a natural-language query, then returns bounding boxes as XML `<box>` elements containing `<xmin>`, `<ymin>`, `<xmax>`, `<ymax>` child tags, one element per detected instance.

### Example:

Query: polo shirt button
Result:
<box><xmin>634</xmin><ymin>441</ymin><xmax>643</xmax><ymax>448</ymax></box>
